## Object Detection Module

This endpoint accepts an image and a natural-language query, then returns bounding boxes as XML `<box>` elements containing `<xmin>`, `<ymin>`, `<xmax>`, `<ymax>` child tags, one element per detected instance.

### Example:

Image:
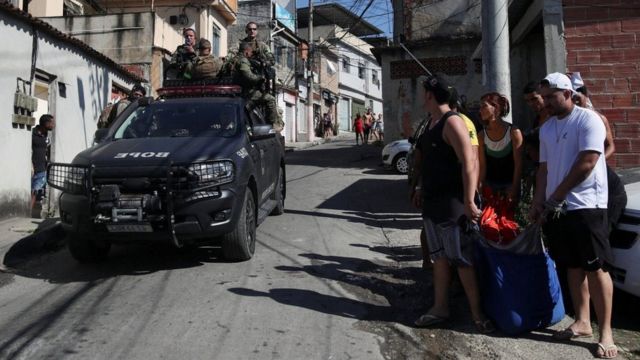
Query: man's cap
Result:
<box><xmin>541</xmin><ymin>72</ymin><xmax>574</xmax><ymax>92</ymax></box>
<box><xmin>422</xmin><ymin>75</ymin><xmax>451</xmax><ymax>99</ymax></box>
<box><xmin>198</xmin><ymin>38</ymin><xmax>211</xmax><ymax>49</ymax></box>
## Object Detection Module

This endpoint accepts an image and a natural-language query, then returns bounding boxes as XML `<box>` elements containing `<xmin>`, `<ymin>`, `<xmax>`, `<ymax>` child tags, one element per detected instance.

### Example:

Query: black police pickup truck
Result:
<box><xmin>47</xmin><ymin>82</ymin><xmax>285</xmax><ymax>262</ymax></box>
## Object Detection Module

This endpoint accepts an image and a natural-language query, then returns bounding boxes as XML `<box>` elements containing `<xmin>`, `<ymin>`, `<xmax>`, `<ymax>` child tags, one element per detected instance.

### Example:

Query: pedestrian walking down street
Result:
<box><xmin>31</xmin><ymin>114</ymin><xmax>55</xmax><ymax>211</ymax></box>
<box><xmin>374</xmin><ymin>113</ymin><xmax>384</xmax><ymax>142</ymax></box>
<box><xmin>529</xmin><ymin>72</ymin><xmax>617</xmax><ymax>359</ymax></box>
<box><xmin>411</xmin><ymin>75</ymin><xmax>493</xmax><ymax>334</ymax></box>
<box><xmin>353</xmin><ymin>113</ymin><xmax>364</xmax><ymax>145</ymax></box>
<box><xmin>478</xmin><ymin>93</ymin><xmax>523</xmax><ymax>204</ymax></box>
<box><xmin>363</xmin><ymin>108</ymin><xmax>373</xmax><ymax>144</ymax></box>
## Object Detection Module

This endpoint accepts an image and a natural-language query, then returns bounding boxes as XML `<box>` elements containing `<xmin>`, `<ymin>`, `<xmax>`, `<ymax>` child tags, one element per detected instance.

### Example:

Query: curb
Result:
<box><xmin>2</xmin><ymin>221</ymin><xmax>65</xmax><ymax>269</ymax></box>
<box><xmin>285</xmin><ymin>132</ymin><xmax>355</xmax><ymax>152</ymax></box>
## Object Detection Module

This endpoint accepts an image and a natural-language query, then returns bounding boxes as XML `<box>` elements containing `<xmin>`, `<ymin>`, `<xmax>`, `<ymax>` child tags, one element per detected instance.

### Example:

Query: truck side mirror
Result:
<box><xmin>250</xmin><ymin>124</ymin><xmax>275</xmax><ymax>140</ymax></box>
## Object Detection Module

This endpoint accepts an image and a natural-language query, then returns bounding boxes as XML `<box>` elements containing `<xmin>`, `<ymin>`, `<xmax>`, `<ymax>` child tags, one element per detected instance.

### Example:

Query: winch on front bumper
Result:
<box><xmin>48</xmin><ymin>161</ymin><xmax>241</xmax><ymax>247</ymax></box>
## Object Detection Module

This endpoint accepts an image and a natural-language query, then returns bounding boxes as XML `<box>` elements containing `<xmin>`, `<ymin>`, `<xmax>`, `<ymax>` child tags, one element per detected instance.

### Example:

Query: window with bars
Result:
<box><xmin>212</xmin><ymin>25</ymin><xmax>221</xmax><ymax>57</ymax></box>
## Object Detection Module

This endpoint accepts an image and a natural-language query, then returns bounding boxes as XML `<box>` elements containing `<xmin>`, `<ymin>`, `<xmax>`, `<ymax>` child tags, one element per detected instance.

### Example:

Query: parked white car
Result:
<box><xmin>609</xmin><ymin>182</ymin><xmax>640</xmax><ymax>297</ymax></box>
<box><xmin>381</xmin><ymin>139</ymin><xmax>411</xmax><ymax>174</ymax></box>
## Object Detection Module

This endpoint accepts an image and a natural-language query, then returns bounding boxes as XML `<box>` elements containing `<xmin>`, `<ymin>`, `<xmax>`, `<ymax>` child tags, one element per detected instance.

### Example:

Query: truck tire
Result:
<box><xmin>393</xmin><ymin>152</ymin><xmax>409</xmax><ymax>174</ymax></box>
<box><xmin>222</xmin><ymin>188</ymin><xmax>256</xmax><ymax>261</ymax></box>
<box><xmin>270</xmin><ymin>166</ymin><xmax>285</xmax><ymax>216</ymax></box>
<box><xmin>68</xmin><ymin>232</ymin><xmax>111</xmax><ymax>263</ymax></box>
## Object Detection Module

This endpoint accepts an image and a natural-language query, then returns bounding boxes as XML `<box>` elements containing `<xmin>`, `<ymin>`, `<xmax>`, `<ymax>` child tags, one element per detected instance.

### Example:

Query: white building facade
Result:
<box><xmin>0</xmin><ymin>3</ymin><xmax>139</xmax><ymax>218</ymax></box>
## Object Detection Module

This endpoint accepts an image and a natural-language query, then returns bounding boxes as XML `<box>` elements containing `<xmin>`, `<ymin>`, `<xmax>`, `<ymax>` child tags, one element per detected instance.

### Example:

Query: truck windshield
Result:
<box><xmin>113</xmin><ymin>101</ymin><xmax>240</xmax><ymax>139</ymax></box>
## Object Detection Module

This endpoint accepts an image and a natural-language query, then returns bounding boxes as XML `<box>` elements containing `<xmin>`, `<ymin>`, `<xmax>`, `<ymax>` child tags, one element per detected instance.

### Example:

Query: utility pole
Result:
<box><xmin>306</xmin><ymin>0</ymin><xmax>315</xmax><ymax>141</ymax></box>
<box><xmin>481</xmin><ymin>0</ymin><xmax>512</xmax><ymax>123</ymax></box>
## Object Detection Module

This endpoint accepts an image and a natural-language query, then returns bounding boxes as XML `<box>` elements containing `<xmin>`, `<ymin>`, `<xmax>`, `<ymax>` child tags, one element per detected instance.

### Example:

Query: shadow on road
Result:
<box><xmin>318</xmin><ymin>178</ymin><xmax>415</xmax><ymax>211</ymax></box>
<box><xmin>4</xmin><ymin>242</ymin><xmax>227</xmax><ymax>284</ymax></box>
<box><xmin>286</xmin><ymin>141</ymin><xmax>383</xmax><ymax>170</ymax></box>
<box><xmin>350</xmin><ymin>243</ymin><xmax>423</xmax><ymax>263</ymax></box>
<box><xmin>230</xmin><ymin>251</ymin><xmax>428</xmax><ymax>327</ymax></box>
<box><xmin>285</xmin><ymin>209</ymin><xmax>421</xmax><ymax>231</ymax></box>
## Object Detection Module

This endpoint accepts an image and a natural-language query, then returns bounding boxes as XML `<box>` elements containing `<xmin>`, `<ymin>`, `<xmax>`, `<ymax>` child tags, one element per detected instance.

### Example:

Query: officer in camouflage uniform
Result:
<box><xmin>235</xmin><ymin>42</ymin><xmax>283</xmax><ymax>131</ymax></box>
<box><xmin>168</xmin><ymin>28</ymin><xmax>198</xmax><ymax>79</ymax></box>
<box><xmin>239</xmin><ymin>22</ymin><xmax>275</xmax><ymax>66</ymax></box>
<box><xmin>239</xmin><ymin>22</ymin><xmax>277</xmax><ymax>96</ymax></box>
<box><xmin>192</xmin><ymin>39</ymin><xmax>224</xmax><ymax>80</ymax></box>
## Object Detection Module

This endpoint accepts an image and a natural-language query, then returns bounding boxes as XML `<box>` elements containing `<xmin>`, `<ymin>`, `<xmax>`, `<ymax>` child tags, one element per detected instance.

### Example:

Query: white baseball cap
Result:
<box><xmin>541</xmin><ymin>72</ymin><xmax>574</xmax><ymax>92</ymax></box>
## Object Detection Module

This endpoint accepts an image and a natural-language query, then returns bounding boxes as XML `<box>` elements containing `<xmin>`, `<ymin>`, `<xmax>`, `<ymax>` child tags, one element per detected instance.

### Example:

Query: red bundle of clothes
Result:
<box><xmin>480</xmin><ymin>188</ymin><xmax>520</xmax><ymax>244</ymax></box>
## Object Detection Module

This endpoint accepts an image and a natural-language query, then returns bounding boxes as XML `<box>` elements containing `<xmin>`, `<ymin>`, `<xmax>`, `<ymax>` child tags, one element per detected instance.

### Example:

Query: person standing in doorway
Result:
<box><xmin>529</xmin><ymin>73</ymin><xmax>616</xmax><ymax>359</ymax></box>
<box><xmin>31</xmin><ymin>114</ymin><xmax>55</xmax><ymax>211</ymax></box>
<box><xmin>323</xmin><ymin>112</ymin><xmax>333</xmax><ymax>139</ymax></box>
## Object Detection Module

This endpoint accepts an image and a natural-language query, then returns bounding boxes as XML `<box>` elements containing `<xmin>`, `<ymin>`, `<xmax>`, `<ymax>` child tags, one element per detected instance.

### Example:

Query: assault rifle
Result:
<box><xmin>250</xmin><ymin>58</ymin><xmax>276</xmax><ymax>96</ymax></box>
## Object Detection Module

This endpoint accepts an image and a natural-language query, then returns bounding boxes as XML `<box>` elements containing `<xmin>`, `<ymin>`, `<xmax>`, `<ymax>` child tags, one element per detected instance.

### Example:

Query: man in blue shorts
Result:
<box><xmin>31</xmin><ymin>114</ymin><xmax>55</xmax><ymax>211</ymax></box>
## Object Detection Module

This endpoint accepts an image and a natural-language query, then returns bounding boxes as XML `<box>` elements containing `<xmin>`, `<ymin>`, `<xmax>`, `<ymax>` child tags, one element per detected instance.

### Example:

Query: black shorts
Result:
<box><xmin>543</xmin><ymin>209</ymin><xmax>612</xmax><ymax>271</ymax></box>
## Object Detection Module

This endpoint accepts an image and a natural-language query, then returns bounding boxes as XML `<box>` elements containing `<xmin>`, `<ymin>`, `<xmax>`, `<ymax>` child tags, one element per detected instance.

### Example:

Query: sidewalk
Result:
<box><xmin>284</xmin><ymin>130</ymin><xmax>355</xmax><ymax>152</ymax></box>
<box><xmin>0</xmin><ymin>216</ymin><xmax>63</xmax><ymax>270</ymax></box>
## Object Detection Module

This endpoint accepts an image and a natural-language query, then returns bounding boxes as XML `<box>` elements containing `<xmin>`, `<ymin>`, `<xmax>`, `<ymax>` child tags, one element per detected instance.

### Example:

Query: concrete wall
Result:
<box><xmin>44</xmin><ymin>12</ymin><xmax>156</xmax><ymax>64</ymax></box>
<box><xmin>0</xmin><ymin>11</ymin><xmax>133</xmax><ymax>218</ymax></box>
<box><xmin>228</xmin><ymin>0</ymin><xmax>270</xmax><ymax>52</ymax></box>
<box><xmin>509</xmin><ymin>24</ymin><xmax>547</xmax><ymax>131</ymax></box>
<box><xmin>563</xmin><ymin>0</ymin><xmax>640</xmax><ymax>169</ymax></box>
<box><xmin>378</xmin><ymin>38</ymin><xmax>483</xmax><ymax>142</ymax></box>
<box><xmin>393</xmin><ymin>0</ymin><xmax>482</xmax><ymax>42</ymax></box>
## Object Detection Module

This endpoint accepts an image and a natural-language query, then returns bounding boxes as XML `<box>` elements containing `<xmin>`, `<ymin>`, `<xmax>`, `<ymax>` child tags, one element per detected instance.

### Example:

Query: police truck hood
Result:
<box><xmin>73</xmin><ymin>136</ymin><xmax>242</xmax><ymax>167</ymax></box>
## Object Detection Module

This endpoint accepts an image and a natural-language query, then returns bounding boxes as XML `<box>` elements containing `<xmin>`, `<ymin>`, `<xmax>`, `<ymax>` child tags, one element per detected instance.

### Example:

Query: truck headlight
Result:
<box><xmin>47</xmin><ymin>164</ymin><xmax>89</xmax><ymax>195</ymax></box>
<box><xmin>188</xmin><ymin>160</ymin><xmax>234</xmax><ymax>186</ymax></box>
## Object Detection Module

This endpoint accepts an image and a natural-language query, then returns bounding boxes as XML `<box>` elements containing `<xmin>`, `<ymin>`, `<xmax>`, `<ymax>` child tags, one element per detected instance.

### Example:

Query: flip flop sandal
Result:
<box><xmin>596</xmin><ymin>343</ymin><xmax>618</xmax><ymax>359</ymax></box>
<box><xmin>414</xmin><ymin>313</ymin><xmax>448</xmax><ymax>327</ymax></box>
<box><xmin>553</xmin><ymin>328</ymin><xmax>593</xmax><ymax>341</ymax></box>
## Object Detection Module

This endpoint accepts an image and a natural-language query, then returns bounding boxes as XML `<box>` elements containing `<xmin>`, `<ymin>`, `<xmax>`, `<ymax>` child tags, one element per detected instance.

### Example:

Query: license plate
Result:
<box><xmin>106</xmin><ymin>224</ymin><xmax>153</xmax><ymax>233</ymax></box>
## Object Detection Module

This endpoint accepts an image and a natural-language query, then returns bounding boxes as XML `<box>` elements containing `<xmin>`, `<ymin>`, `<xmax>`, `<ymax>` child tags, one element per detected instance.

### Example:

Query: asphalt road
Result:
<box><xmin>0</xmin><ymin>139</ymin><xmax>638</xmax><ymax>359</ymax></box>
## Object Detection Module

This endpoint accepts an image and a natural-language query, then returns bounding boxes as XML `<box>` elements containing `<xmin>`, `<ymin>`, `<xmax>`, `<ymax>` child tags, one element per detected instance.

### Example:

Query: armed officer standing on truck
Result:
<box><xmin>192</xmin><ymin>38</ymin><xmax>224</xmax><ymax>80</ymax></box>
<box><xmin>236</xmin><ymin>42</ymin><xmax>283</xmax><ymax>131</ymax></box>
<box><xmin>168</xmin><ymin>28</ymin><xmax>199</xmax><ymax>80</ymax></box>
<box><xmin>239</xmin><ymin>22</ymin><xmax>276</xmax><ymax>94</ymax></box>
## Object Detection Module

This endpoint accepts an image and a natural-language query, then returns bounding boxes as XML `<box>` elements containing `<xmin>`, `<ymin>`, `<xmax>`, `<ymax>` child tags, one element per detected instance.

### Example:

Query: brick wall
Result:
<box><xmin>563</xmin><ymin>0</ymin><xmax>640</xmax><ymax>168</ymax></box>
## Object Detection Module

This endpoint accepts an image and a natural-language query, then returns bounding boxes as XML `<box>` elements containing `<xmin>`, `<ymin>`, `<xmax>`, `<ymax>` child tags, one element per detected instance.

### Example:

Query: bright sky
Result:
<box><xmin>295</xmin><ymin>0</ymin><xmax>393</xmax><ymax>38</ymax></box>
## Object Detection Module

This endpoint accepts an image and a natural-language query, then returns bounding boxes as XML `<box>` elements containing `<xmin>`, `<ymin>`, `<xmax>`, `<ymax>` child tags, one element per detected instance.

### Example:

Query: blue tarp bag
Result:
<box><xmin>476</xmin><ymin>225</ymin><xmax>565</xmax><ymax>335</ymax></box>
